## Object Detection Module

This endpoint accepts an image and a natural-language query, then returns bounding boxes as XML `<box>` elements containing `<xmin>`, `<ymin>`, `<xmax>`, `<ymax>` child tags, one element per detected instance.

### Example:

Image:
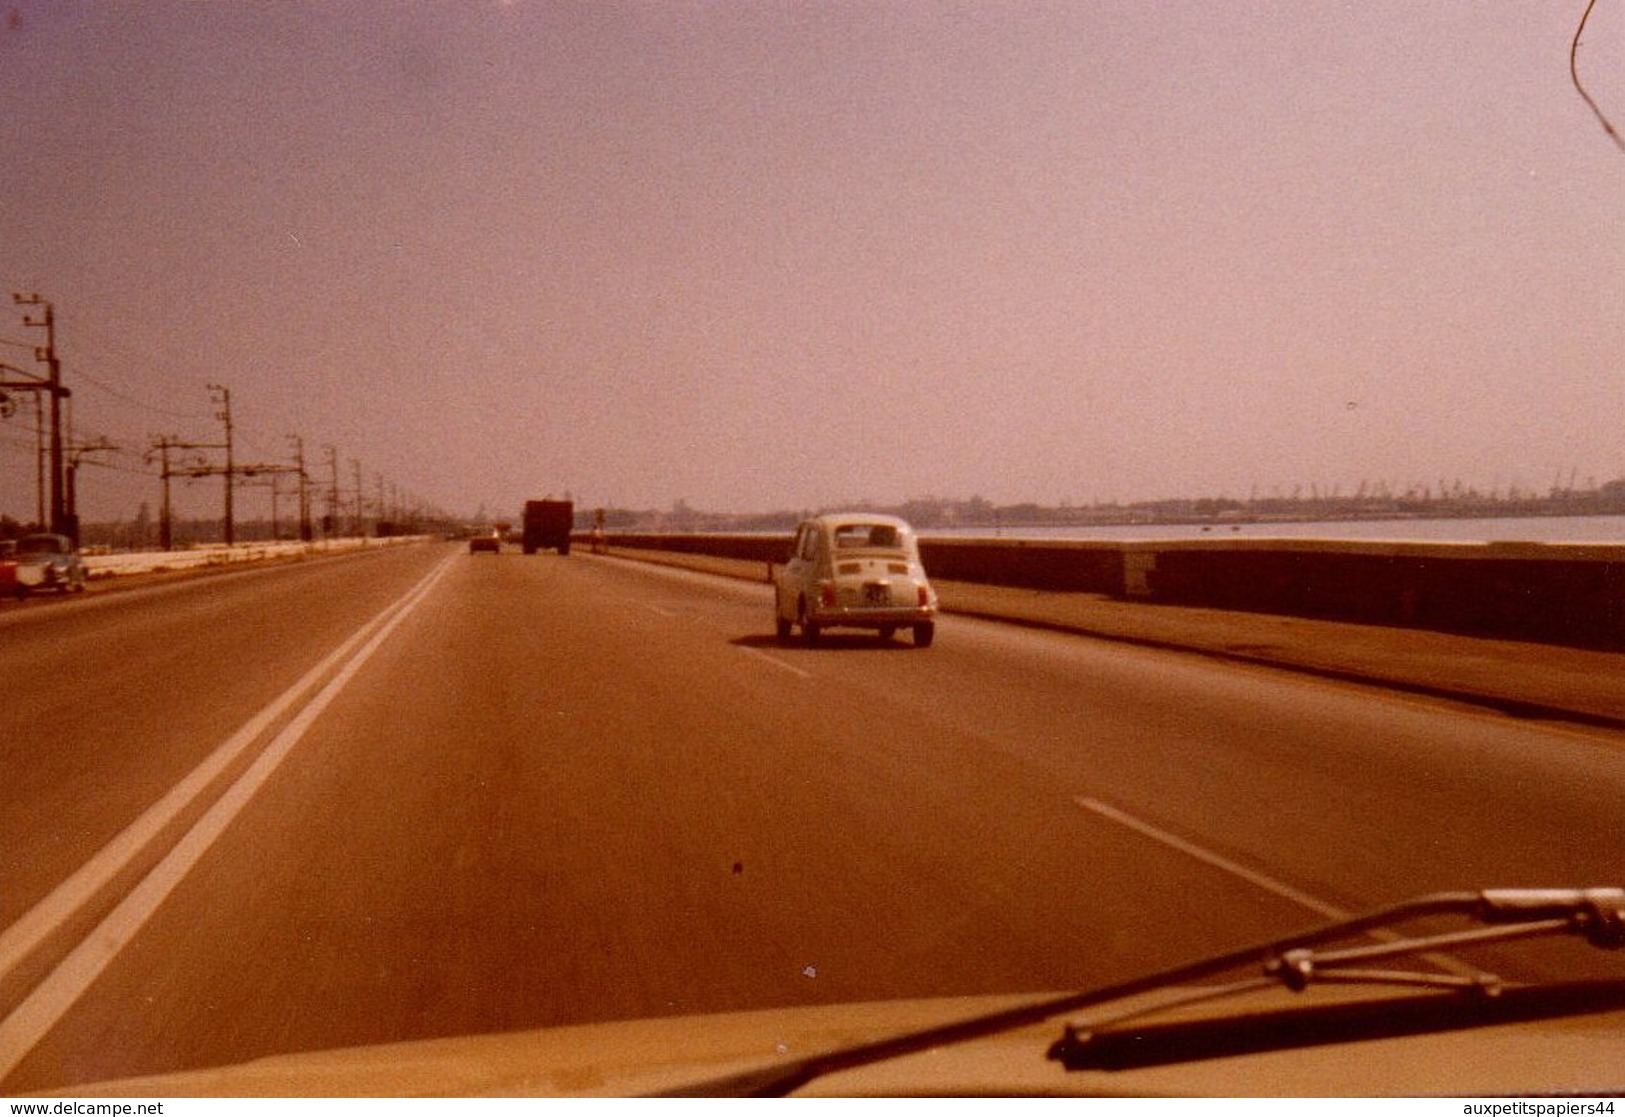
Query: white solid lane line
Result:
<box><xmin>0</xmin><ymin>556</ymin><xmax>453</xmax><ymax>989</ymax></box>
<box><xmin>1073</xmin><ymin>796</ymin><xmax>1484</xmax><ymax>979</ymax></box>
<box><xmin>736</xmin><ymin>644</ymin><xmax>813</xmax><ymax>678</ymax></box>
<box><xmin>0</xmin><ymin>556</ymin><xmax>454</xmax><ymax>1081</ymax></box>
<box><xmin>1074</xmin><ymin>796</ymin><xmax>1351</xmax><ymax>921</ymax></box>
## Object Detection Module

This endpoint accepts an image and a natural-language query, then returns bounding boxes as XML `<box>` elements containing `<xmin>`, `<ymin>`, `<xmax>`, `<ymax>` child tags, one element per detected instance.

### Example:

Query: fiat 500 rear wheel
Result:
<box><xmin>798</xmin><ymin>600</ymin><xmax>820</xmax><ymax>646</ymax></box>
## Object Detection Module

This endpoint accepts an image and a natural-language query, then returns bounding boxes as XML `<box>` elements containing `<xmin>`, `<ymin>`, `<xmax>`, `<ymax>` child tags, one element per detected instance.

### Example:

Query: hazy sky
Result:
<box><xmin>3</xmin><ymin>1</ymin><xmax>1622</xmax><ymax>523</ymax></box>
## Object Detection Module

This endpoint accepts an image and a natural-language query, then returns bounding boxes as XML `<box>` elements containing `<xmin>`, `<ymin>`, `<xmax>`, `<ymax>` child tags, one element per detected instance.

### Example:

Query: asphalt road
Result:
<box><xmin>4</xmin><ymin>542</ymin><xmax>1623</xmax><ymax>1092</ymax></box>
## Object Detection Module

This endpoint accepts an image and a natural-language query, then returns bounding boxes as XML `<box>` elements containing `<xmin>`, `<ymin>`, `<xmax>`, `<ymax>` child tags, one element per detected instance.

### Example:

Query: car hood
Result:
<box><xmin>38</xmin><ymin>988</ymin><xmax>1625</xmax><ymax>1098</ymax></box>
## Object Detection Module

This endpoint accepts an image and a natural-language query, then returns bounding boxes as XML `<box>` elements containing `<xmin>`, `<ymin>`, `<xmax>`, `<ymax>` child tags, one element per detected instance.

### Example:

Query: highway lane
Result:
<box><xmin>0</xmin><ymin>546</ymin><xmax>450</xmax><ymax>1001</ymax></box>
<box><xmin>5</xmin><ymin>544</ymin><xmax>1624</xmax><ymax>1090</ymax></box>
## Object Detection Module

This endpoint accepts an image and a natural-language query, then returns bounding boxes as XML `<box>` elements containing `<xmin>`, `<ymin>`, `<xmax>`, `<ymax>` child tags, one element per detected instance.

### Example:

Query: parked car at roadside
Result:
<box><xmin>12</xmin><ymin>533</ymin><xmax>87</xmax><ymax>596</ymax></box>
<box><xmin>774</xmin><ymin>514</ymin><xmax>938</xmax><ymax>647</ymax></box>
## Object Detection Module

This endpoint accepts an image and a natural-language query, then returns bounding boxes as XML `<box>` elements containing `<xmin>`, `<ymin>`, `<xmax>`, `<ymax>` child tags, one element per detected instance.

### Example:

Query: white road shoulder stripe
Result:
<box><xmin>1074</xmin><ymin>796</ymin><xmax>1349</xmax><ymax>921</ymax></box>
<box><xmin>0</xmin><ymin>556</ymin><xmax>453</xmax><ymax>1080</ymax></box>
<box><xmin>1073</xmin><ymin>796</ymin><xmax>1484</xmax><ymax>979</ymax></box>
<box><xmin>737</xmin><ymin>645</ymin><xmax>812</xmax><ymax>678</ymax></box>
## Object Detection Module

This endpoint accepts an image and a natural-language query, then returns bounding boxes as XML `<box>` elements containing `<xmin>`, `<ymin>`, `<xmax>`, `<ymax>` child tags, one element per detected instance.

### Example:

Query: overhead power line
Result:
<box><xmin>70</xmin><ymin>363</ymin><xmax>208</xmax><ymax>422</ymax></box>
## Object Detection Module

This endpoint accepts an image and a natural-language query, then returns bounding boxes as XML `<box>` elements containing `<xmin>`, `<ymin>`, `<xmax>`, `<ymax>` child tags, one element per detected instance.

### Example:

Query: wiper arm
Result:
<box><xmin>1050</xmin><ymin>980</ymin><xmax>1625</xmax><ymax>1072</ymax></box>
<box><xmin>1052</xmin><ymin>887</ymin><xmax>1625</xmax><ymax>1071</ymax></box>
<box><xmin>654</xmin><ymin>888</ymin><xmax>1623</xmax><ymax>1097</ymax></box>
<box><xmin>1271</xmin><ymin>887</ymin><xmax>1624</xmax><ymax>995</ymax></box>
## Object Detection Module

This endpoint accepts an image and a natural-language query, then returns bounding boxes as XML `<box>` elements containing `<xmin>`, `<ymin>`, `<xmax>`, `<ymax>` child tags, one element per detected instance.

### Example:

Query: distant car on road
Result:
<box><xmin>12</xmin><ymin>533</ymin><xmax>88</xmax><ymax>596</ymax></box>
<box><xmin>774</xmin><ymin>514</ymin><xmax>938</xmax><ymax>647</ymax></box>
<box><xmin>469</xmin><ymin>533</ymin><xmax>502</xmax><ymax>554</ymax></box>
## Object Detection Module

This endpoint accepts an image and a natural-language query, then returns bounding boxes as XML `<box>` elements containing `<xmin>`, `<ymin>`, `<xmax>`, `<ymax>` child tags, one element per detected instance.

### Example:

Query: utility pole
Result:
<box><xmin>3</xmin><ymin>295</ymin><xmax>72</xmax><ymax>538</ymax></box>
<box><xmin>208</xmin><ymin>384</ymin><xmax>235</xmax><ymax>545</ymax></box>
<box><xmin>351</xmin><ymin>458</ymin><xmax>364</xmax><ymax>536</ymax></box>
<box><xmin>65</xmin><ymin>436</ymin><xmax>116</xmax><ymax>534</ymax></box>
<box><xmin>147</xmin><ymin>437</ymin><xmax>177</xmax><ymax>551</ymax></box>
<box><xmin>150</xmin><ymin>442</ymin><xmax>299</xmax><ymax>546</ymax></box>
<box><xmin>246</xmin><ymin>464</ymin><xmax>304</xmax><ymax>541</ymax></box>
<box><xmin>145</xmin><ymin>435</ymin><xmax>220</xmax><ymax>550</ymax></box>
<box><xmin>289</xmin><ymin>435</ymin><xmax>312</xmax><ymax>542</ymax></box>
<box><xmin>168</xmin><ymin>386</ymin><xmax>279</xmax><ymax>544</ymax></box>
<box><xmin>11</xmin><ymin>295</ymin><xmax>69</xmax><ymax>540</ymax></box>
<box><xmin>267</xmin><ymin>471</ymin><xmax>283</xmax><ymax>540</ymax></box>
<box><xmin>324</xmin><ymin>444</ymin><xmax>340</xmax><ymax>537</ymax></box>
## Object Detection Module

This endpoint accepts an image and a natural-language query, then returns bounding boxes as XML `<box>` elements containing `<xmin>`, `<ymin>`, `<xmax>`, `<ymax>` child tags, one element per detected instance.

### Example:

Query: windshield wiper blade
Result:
<box><xmin>1048</xmin><ymin>887</ymin><xmax>1625</xmax><ymax>1072</ymax></box>
<box><xmin>1050</xmin><ymin>980</ymin><xmax>1625</xmax><ymax>1071</ymax></box>
<box><xmin>654</xmin><ymin>888</ymin><xmax>1623</xmax><ymax>1097</ymax></box>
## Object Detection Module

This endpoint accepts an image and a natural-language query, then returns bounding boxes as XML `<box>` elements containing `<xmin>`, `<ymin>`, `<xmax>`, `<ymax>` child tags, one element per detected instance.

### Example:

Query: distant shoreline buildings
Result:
<box><xmin>608</xmin><ymin>479</ymin><xmax>1625</xmax><ymax>534</ymax></box>
<box><xmin>9</xmin><ymin>478</ymin><xmax>1624</xmax><ymax>547</ymax></box>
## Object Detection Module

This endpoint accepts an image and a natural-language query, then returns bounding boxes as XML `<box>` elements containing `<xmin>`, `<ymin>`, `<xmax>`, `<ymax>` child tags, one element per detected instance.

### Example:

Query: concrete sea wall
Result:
<box><xmin>597</xmin><ymin>532</ymin><xmax>1625</xmax><ymax>650</ymax></box>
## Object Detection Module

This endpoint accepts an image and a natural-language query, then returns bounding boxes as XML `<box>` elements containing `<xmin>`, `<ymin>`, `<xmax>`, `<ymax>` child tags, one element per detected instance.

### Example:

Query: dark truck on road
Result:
<box><xmin>522</xmin><ymin>499</ymin><xmax>574</xmax><ymax>555</ymax></box>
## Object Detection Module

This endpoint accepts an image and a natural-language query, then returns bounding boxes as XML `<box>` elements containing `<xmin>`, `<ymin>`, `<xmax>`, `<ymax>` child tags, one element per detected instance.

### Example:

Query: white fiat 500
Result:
<box><xmin>774</xmin><ymin>514</ymin><xmax>938</xmax><ymax>647</ymax></box>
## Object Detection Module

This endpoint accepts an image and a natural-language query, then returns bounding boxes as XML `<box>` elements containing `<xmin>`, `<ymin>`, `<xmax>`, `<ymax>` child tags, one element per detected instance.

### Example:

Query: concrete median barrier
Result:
<box><xmin>83</xmin><ymin>536</ymin><xmax>430</xmax><ymax>579</ymax></box>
